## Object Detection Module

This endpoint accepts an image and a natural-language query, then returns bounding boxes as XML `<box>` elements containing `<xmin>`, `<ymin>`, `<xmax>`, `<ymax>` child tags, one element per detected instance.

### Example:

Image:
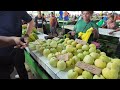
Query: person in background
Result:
<box><xmin>0</xmin><ymin>11</ymin><xmax>34</xmax><ymax>79</ymax></box>
<box><xmin>64</xmin><ymin>11</ymin><xmax>69</xmax><ymax>21</ymax></box>
<box><xmin>102</xmin><ymin>13</ymin><xmax>108</xmax><ymax>22</ymax></box>
<box><xmin>34</xmin><ymin>12</ymin><xmax>46</xmax><ymax>33</ymax></box>
<box><xmin>113</xmin><ymin>13</ymin><xmax>118</xmax><ymax>21</ymax></box>
<box><xmin>70</xmin><ymin>11</ymin><xmax>99</xmax><ymax>43</ymax></box>
<box><xmin>49</xmin><ymin>12</ymin><xmax>58</xmax><ymax>36</ymax></box>
<box><xmin>102</xmin><ymin>15</ymin><xmax>116</xmax><ymax>29</ymax></box>
<box><xmin>97</xmin><ymin>13</ymin><xmax>113</xmax><ymax>28</ymax></box>
<box><xmin>59</xmin><ymin>11</ymin><xmax>63</xmax><ymax>20</ymax></box>
<box><xmin>0</xmin><ymin>36</ymin><xmax>26</xmax><ymax>48</ymax></box>
<box><xmin>42</xmin><ymin>13</ymin><xmax>47</xmax><ymax>34</ymax></box>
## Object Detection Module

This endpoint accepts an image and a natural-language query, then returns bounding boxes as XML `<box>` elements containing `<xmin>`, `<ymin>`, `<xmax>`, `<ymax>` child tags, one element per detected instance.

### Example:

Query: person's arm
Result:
<box><xmin>20</xmin><ymin>11</ymin><xmax>35</xmax><ymax>45</ymax></box>
<box><xmin>70</xmin><ymin>24</ymin><xmax>77</xmax><ymax>36</ymax></box>
<box><xmin>53</xmin><ymin>17</ymin><xmax>58</xmax><ymax>28</ymax></box>
<box><xmin>0</xmin><ymin>36</ymin><xmax>26</xmax><ymax>48</ymax></box>
<box><xmin>92</xmin><ymin>24</ymin><xmax>99</xmax><ymax>39</ymax></box>
<box><xmin>20</xmin><ymin>11</ymin><xmax>35</xmax><ymax>36</ymax></box>
<box><xmin>109</xmin><ymin>28</ymin><xmax>120</xmax><ymax>34</ymax></box>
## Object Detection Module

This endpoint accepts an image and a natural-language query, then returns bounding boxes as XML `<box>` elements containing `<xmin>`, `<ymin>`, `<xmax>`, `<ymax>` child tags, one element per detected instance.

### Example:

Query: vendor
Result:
<box><xmin>70</xmin><ymin>11</ymin><xmax>99</xmax><ymax>43</ymax></box>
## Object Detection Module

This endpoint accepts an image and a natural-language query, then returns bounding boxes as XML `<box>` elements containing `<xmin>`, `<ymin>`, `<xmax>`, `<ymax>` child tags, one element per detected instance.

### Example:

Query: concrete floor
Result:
<box><xmin>10</xmin><ymin>63</ymin><xmax>35</xmax><ymax>79</ymax></box>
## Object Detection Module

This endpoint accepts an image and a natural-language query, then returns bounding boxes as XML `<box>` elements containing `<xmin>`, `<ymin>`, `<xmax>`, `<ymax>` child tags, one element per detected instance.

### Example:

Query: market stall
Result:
<box><xmin>24</xmin><ymin>11</ymin><xmax>120</xmax><ymax>79</ymax></box>
<box><xmin>25</xmin><ymin>32</ymin><xmax>120</xmax><ymax>79</ymax></box>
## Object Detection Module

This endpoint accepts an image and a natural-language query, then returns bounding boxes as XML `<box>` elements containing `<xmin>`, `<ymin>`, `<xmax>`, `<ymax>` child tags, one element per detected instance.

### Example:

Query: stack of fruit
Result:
<box><xmin>22</xmin><ymin>25</ymin><xmax>39</xmax><ymax>42</ymax></box>
<box><xmin>28</xmin><ymin>37</ymin><xmax>120</xmax><ymax>79</ymax></box>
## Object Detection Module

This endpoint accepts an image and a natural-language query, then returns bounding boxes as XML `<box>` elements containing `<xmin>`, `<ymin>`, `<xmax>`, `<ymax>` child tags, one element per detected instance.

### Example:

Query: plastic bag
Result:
<box><xmin>78</xmin><ymin>27</ymin><xmax>94</xmax><ymax>42</ymax></box>
<box><xmin>96</xmin><ymin>19</ymin><xmax>105</xmax><ymax>27</ymax></box>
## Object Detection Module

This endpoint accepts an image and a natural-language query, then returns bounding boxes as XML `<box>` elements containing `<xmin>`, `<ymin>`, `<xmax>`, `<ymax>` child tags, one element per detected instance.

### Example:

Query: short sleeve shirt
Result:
<box><xmin>0</xmin><ymin>11</ymin><xmax>32</xmax><ymax>56</ymax></box>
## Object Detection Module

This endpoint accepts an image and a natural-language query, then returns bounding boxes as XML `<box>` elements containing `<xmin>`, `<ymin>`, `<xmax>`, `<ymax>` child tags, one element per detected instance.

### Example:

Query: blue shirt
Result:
<box><xmin>0</xmin><ymin>11</ymin><xmax>32</xmax><ymax>56</ymax></box>
<box><xmin>103</xmin><ymin>16</ymin><xmax>108</xmax><ymax>22</ymax></box>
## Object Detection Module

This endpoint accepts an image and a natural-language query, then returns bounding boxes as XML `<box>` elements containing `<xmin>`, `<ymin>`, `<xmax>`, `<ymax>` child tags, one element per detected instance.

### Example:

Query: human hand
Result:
<box><xmin>93</xmin><ymin>28</ymin><xmax>98</xmax><ymax>34</ymax></box>
<box><xmin>13</xmin><ymin>37</ymin><xmax>27</xmax><ymax>49</ymax></box>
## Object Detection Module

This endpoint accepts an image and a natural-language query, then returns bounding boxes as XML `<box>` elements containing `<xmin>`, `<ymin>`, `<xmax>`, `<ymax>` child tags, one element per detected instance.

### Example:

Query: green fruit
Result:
<box><xmin>89</xmin><ymin>44</ymin><xmax>96</xmax><ymax>48</ymax></box>
<box><xmin>96</xmin><ymin>49</ymin><xmax>101</xmax><ymax>53</ymax></box>
<box><xmin>89</xmin><ymin>47</ymin><xmax>96</xmax><ymax>53</ymax></box>
<box><xmin>32</xmin><ymin>33</ymin><xmax>38</xmax><ymax>39</ymax></box>
<box><xmin>72</xmin><ymin>56</ymin><xmax>80</xmax><ymax>64</ymax></box>
<box><xmin>50</xmin><ymin>48</ymin><xmax>57</xmax><ymax>54</ymax></box>
<box><xmin>82</xmin><ymin>45</ymin><xmax>90</xmax><ymax>51</ymax></box>
<box><xmin>83</xmin><ymin>51</ymin><xmax>90</xmax><ymax>56</ymax></box>
<box><xmin>77</xmin><ymin>49</ymin><xmax>83</xmax><ymax>53</ymax></box>
<box><xmin>47</xmin><ymin>53</ymin><xmax>55</xmax><ymax>60</ymax></box>
<box><xmin>57</xmin><ymin>45</ymin><xmax>63</xmax><ymax>52</ymax></box>
<box><xmin>74</xmin><ymin>67</ymin><xmax>83</xmax><ymax>75</ymax></box>
<box><xmin>43</xmin><ymin>49</ymin><xmax>51</xmax><ymax>57</ymax></box>
<box><xmin>67</xmin><ymin>69</ymin><xmax>78</xmax><ymax>79</ymax></box>
<box><xmin>90</xmin><ymin>52</ymin><xmax>100</xmax><ymax>59</ymax></box>
<box><xmin>66</xmin><ymin>60</ymin><xmax>72</xmax><ymax>68</ymax></box>
<box><xmin>66</xmin><ymin>45</ymin><xmax>74</xmax><ymax>53</ymax></box>
<box><xmin>71</xmin><ymin>41</ymin><xmax>77</xmax><ymax>47</ymax></box>
<box><xmin>69</xmin><ymin>58</ymin><xmax>75</xmax><ymax>66</ymax></box>
<box><xmin>82</xmin><ymin>71</ymin><xmax>93</xmax><ymax>79</ymax></box>
<box><xmin>99</xmin><ymin>55</ymin><xmax>111</xmax><ymax>63</ymax></box>
<box><xmin>76</xmin><ymin>44</ymin><xmax>82</xmax><ymax>49</ymax></box>
<box><xmin>49</xmin><ymin>57</ymin><xmax>58</xmax><ymax>67</ymax></box>
<box><xmin>29</xmin><ymin>34</ymin><xmax>36</xmax><ymax>41</ymax></box>
<box><xmin>83</xmin><ymin>55</ymin><xmax>94</xmax><ymax>65</ymax></box>
<box><xmin>94</xmin><ymin>59</ymin><xmax>107</xmax><ymax>69</ymax></box>
<box><xmin>57</xmin><ymin>60</ymin><xmax>66</xmax><ymax>70</ymax></box>
<box><xmin>77</xmin><ymin>75</ymin><xmax>84</xmax><ymax>79</ymax></box>
<box><xmin>77</xmin><ymin>53</ymin><xmax>84</xmax><ymax>60</ymax></box>
<box><xmin>50</xmin><ymin>40</ymin><xmax>57</xmax><ymax>48</ymax></box>
<box><xmin>67</xmin><ymin>53</ymin><xmax>73</xmax><ymax>59</ymax></box>
<box><xmin>93</xmin><ymin>75</ymin><xmax>105</xmax><ymax>79</ymax></box>
<box><xmin>102</xmin><ymin>68</ymin><xmax>118</xmax><ymax>79</ymax></box>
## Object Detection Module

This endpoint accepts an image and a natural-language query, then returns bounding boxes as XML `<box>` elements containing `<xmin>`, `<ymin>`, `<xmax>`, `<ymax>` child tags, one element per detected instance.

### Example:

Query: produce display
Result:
<box><xmin>28</xmin><ymin>37</ymin><xmax>120</xmax><ymax>79</ymax></box>
<box><xmin>22</xmin><ymin>24</ymin><xmax>39</xmax><ymax>42</ymax></box>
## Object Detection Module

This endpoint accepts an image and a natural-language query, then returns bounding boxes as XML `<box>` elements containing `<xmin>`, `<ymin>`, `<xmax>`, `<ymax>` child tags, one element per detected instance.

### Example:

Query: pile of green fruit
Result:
<box><xmin>22</xmin><ymin>25</ymin><xmax>38</xmax><ymax>42</ymax></box>
<box><xmin>28</xmin><ymin>33</ymin><xmax>39</xmax><ymax>42</ymax></box>
<box><xmin>28</xmin><ymin>38</ymin><xmax>120</xmax><ymax>79</ymax></box>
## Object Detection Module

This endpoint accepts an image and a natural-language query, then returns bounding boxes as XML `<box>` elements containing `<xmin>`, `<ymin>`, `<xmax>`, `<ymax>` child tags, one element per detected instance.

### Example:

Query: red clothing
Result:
<box><xmin>107</xmin><ymin>21</ymin><xmax>116</xmax><ymax>29</ymax></box>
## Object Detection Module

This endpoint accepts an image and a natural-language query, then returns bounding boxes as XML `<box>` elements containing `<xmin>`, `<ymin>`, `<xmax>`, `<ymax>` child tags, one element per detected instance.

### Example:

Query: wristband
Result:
<box><xmin>20</xmin><ymin>37</ymin><xmax>26</xmax><ymax>43</ymax></box>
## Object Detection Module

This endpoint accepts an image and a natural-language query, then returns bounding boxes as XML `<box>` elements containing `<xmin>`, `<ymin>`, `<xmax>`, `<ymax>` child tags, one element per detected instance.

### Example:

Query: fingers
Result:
<box><xmin>14</xmin><ymin>41</ymin><xmax>27</xmax><ymax>49</ymax></box>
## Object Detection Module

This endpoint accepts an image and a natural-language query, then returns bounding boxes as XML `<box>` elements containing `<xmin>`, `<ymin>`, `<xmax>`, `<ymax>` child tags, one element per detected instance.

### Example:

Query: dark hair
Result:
<box><xmin>51</xmin><ymin>12</ymin><xmax>54</xmax><ymax>15</ymax></box>
<box><xmin>42</xmin><ymin>13</ymin><xmax>44</xmax><ymax>16</ymax></box>
<box><xmin>81</xmin><ymin>11</ymin><xmax>94</xmax><ymax>14</ymax></box>
<box><xmin>109</xmin><ymin>15</ymin><xmax>114</xmax><ymax>19</ymax></box>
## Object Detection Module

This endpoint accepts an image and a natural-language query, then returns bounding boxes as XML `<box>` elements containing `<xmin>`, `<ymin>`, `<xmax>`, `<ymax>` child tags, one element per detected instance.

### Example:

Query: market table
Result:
<box><xmin>25</xmin><ymin>34</ymin><xmax>68</xmax><ymax>79</ymax></box>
